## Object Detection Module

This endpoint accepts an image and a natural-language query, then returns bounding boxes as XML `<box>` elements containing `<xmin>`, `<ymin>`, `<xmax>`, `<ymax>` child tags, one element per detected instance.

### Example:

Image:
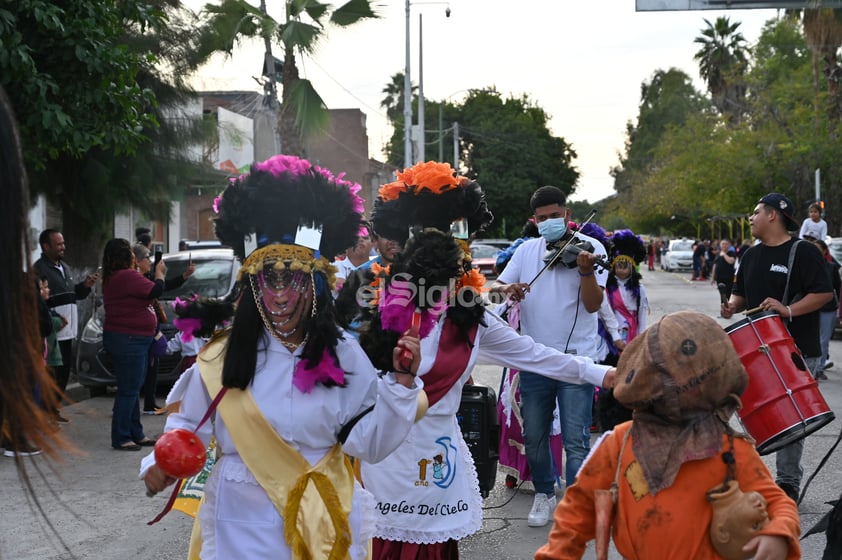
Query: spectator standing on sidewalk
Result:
<box><xmin>102</xmin><ymin>238</ymin><xmax>167</xmax><ymax>450</ymax></box>
<box><xmin>711</xmin><ymin>239</ymin><xmax>737</xmax><ymax>304</ymax></box>
<box><xmin>722</xmin><ymin>192</ymin><xmax>832</xmax><ymax>502</ymax></box>
<box><xmin>799</xmin><ymin>202</ymin><xmax>827</xmax><ymax>241</ymax></box>
<box><xmin>812</xmin><ymin>239</ymin><xmax>839</xmax><ymax>380</ymax></box>
<box><xmin>692</xmin><ymin>239</ymin><xmax>707</xmax><ymax>281</ymax></box>
<box><xmin>132</xmin><ymin>242</ymin><xmax>193</xmax><ymax>414</ymax></box>
<box><xmin>33</xmin><ymin>228</ymin><xmax>98</xmax><ymax>423</ymax></box>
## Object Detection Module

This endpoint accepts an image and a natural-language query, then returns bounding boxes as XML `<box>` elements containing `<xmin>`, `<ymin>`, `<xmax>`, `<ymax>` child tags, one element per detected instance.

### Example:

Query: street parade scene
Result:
<box><xmin>3</xmin><ymin>1</ymin><xmax>842</xmax><ymax>560</ymax></box>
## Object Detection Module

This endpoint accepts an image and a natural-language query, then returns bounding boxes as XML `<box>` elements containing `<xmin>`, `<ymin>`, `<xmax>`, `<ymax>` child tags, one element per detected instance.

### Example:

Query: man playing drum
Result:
<box><xmin>721</xmin><ymin>192</ymin><xmax>833</xmax><ymax>502</ymax></box>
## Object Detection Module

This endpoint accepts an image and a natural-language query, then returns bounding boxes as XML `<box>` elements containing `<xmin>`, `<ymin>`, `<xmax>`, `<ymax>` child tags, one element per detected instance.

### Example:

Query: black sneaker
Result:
<box><xmin>816</xmin><ymin>371</ymin><xmax>828</xmax><ymax>381</ymax></box>
<box><xmin>778</xmin><ymin>482</ymin><xmax>799</xmax><ymax>502</ymax></box>
<box><xmin>825</xmin><ymin>361</ymin><xmax>834</xmax><ymax>370</ymax></box>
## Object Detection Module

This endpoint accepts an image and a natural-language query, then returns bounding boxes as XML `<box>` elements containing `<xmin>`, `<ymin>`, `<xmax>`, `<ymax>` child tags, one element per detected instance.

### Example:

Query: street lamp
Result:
<box><xmin>404</xmin><ymin>0</ymin><xmax>450</xmax><ymax>168</ymax></box>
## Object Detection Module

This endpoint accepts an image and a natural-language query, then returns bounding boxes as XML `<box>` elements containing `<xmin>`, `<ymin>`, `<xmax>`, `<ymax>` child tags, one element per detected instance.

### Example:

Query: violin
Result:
<box><xmin>543</xmin><ymin>236</ymin><xmax>611</xmax><ymax>270</ymax></box>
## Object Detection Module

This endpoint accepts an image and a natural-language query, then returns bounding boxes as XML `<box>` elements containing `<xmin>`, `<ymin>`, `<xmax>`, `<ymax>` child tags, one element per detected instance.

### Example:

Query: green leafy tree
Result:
<box><xmin>693</xmin><ymin>16</ymin><xmax>750</xmax><ymax>122</ymax></box>
<box><xmin>197</xmin><ymin>0</ymin><xmax>378</xmax><ymax>157</ymax></box>
<box><xmin>802</xmin><ymin>8</ymin><xmax>842</xmax><ymax>123</ymax></box>
<box><xmin>610</xmin><ymin>67</ymin><xmax>709</xmax><ymax>225</ymax></box>
<box><xmin>380</xmin><ymin>87</ymin><xmax>579</xmax><ymax>238</ymax></box>
<box><xmin>458</xmin><ymin>91</ymin><xmax>579</xmax><ymax>240</ymax></box>
<box><xmin>380</xmin><ymin>71</ymin><xmax>419</xmax><ymax>167</ymax></box>
<box><xmin>0</xmin><ymin>1</ymin><xmax>159</xmax><ymax>170</ymax></box>
<box><xmin>1</xmin><ymin>1</ymin><xmax>224</xmax><ymax>264</ymax></box>
<box><xmin>618</xmin><ymin>16</ymin><xmax>842</xmax><ymax>238</ymax></box>
<box><xmin>1</xmin><ymin>1</ymin><xmax>172</xmax><ymax>264</ymax></box>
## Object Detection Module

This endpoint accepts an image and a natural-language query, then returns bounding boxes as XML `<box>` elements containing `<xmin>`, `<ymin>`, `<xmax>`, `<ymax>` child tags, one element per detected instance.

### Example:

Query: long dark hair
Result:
<box><xmin>0</xmin><ymin>85</ymin><xmax>63</xmax><ymax>454</ymax></box>
<box><xmin>357</xmin><ymin>229</ymin><xmax>486</xmax><ymax>371</ymax></box>
<box><xmin>101</xmin><ymin>238</ymin><xmax>133</xmax><ymax>287</ymax></box>
<box><xmin>0</xmin><ymin>85</ymin><xmax>71</xmax><ymax>552</ymax></box>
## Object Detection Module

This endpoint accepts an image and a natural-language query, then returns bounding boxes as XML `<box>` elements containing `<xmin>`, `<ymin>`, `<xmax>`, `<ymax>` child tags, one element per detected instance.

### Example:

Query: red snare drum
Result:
<box><xmin>725</xmin><ymin>310</ymin><xmax>835</xmax><ymax>455</ymax></box>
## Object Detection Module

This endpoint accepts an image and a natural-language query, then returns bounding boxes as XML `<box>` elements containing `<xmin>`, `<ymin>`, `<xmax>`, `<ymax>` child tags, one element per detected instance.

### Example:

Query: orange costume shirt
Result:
<box><xmin>535</xmin><ymin>422</ymin><xmax>801</xmax><ymax>560</ymax></box>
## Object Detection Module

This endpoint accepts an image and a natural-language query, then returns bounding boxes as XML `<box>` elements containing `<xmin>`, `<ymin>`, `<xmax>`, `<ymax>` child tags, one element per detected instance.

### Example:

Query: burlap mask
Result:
<box><xmin>613</xmin><ymin>311</ymin><xmax>748</xmax><ymax>494</ymax></box>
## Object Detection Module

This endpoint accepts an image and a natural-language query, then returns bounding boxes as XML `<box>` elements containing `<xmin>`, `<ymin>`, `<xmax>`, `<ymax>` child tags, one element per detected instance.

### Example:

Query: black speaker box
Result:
<box><xmin>457</xmin><ymin>384</ymin><xmax>500</xmax><ymax>498</ymax></box>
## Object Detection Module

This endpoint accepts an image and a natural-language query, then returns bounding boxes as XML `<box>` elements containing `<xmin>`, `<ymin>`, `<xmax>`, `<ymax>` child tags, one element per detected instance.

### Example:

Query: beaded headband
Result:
<box><xmin>239</xmin><ymin>244</ymin><xmax>338</xmax><ymax>289</ymax></box>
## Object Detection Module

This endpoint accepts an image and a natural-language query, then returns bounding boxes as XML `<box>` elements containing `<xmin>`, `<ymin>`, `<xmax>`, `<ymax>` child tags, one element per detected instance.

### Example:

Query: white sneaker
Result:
<box><xmin>3</xmin><ymin>445</ymin><xmax>41</xmax><ymax>458</ymax></box>
<box><xmin>527</xmin><ymin>493</ymin><xmax>556</xmax><ymax>527</ymax></box>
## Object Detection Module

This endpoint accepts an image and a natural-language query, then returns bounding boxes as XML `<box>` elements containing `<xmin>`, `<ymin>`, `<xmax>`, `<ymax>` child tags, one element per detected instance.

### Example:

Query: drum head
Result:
<box><xmin>724</xmin><ymin>309</ymin><xmax>780</xmax><ymax>334</ymax></box>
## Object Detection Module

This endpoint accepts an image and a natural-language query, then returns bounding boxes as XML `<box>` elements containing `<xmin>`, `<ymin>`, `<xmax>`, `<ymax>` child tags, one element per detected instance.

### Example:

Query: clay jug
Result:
<box><xmin>707</xmin><ymin>480</ymin><xmax>770</xmax><ymax>559</ymax></box>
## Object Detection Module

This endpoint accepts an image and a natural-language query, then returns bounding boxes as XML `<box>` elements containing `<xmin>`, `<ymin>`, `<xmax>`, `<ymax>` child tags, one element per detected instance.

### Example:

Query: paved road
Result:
<box><xmin>1</xmin><ymin>268</ymin><xmax>840</xmax><ymax>559</ymax></box>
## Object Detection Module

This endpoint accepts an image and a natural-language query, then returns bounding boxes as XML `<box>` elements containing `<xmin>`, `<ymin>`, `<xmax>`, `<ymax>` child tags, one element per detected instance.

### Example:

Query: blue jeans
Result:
<box><xmin>104</xmin><ymin>331</ymin><xmax>151</xmax><ymax>448</ymax></box>
<box><xmin>519</xmin><ymin>371</ymin><xmax>594</xmax><ymax>495</ymax></box>
<box><xmin>818</xmin><ymin>311</ymin><xmax>836</xmax><ymax>374</ymax></box>
<box><xmin>775</xmin><ymin>355</ymin><xmax>821</xmax><ymax>488</ymax></box>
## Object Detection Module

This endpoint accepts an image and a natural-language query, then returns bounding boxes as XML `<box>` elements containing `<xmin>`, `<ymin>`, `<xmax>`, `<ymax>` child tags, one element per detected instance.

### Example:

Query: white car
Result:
<box><xmin>662</xmin><ymin>239</ymin><xmax>694</xmax><ymax>272</ymax></box>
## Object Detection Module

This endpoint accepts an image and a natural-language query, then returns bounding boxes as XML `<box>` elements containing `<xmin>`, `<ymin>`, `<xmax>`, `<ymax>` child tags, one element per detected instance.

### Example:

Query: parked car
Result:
<box><xmin>76</xmin><ymin>249</ymin><xmax>240</xmax><ymax>394</ymax></box>
<box><xmin>662</xmin><ymin>239</ymin><xmax>694</xmax><ymax>272</ymax></box>
<box><xmin>178</xmin><ymin>239</ymin><xmax>225</xmax><ymax>251</ymax></box>
<box><xmin>473</xmin><ymin>238</ymin><xmax>512</xmax><ymax>251</ymax></box>
<box><xmin>471</xmin><ymin>243</ymin><xmax>501</xmax><ymax>280</ymax></box>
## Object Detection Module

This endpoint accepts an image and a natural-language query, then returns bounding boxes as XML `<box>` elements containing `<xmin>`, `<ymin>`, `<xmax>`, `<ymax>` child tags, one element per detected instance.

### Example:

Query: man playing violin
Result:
<box><xmin>721</xmin><ymin>192</ymin><xmax>832</xmax><ymax>503</ymax></box>
<box><xmin>490</xmin><ymin>185</ymin><xmax>608</xmax><ymax>528</ymax></box>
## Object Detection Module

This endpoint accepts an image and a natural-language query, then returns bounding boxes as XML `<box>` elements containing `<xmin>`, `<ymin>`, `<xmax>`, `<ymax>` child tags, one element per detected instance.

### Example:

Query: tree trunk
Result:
<box><xmin>278</xmin><ymin>44</ymin><xmax>305</xmax><ymax>157</ymax></box>
<box><xmin>41</xmin><ymin>156</ymin><xmax>110</xmax><ymax>270</ymax></box>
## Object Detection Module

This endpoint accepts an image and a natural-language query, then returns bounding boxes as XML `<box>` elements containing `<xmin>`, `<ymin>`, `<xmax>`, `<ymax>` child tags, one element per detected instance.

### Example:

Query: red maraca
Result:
<box><xmin>154</xmin><ymin>429</ymin><xmax>206</xmax><ymax>478</ymax></box>
<box><xmin>397</xmin><ymin>310</ymin><xmax>422</xmax><ymax>372</ymax></box>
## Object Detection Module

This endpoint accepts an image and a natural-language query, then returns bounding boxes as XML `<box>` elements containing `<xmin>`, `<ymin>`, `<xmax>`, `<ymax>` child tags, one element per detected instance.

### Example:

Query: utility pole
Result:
<box><xmin>452</xmin><ymin>121</ymin><xmax>459</xmax><ymax>172</ymax></box>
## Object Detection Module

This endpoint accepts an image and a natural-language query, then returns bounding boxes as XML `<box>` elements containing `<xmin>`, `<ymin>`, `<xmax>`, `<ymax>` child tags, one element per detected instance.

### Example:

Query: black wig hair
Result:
<box><xmin>606</xmin><ymin>229</ymin><xmax>646</xmax><ymax>294</ymax></box>
<box><xmin>357</xmin><ymin>229</ymin><xmax>486</xmax><ymax>371</ymax></box>
<box><xmin>370</xmin><ymin>177</ymin><xmax>493</xmax><ymax>244</ymax></box>
<box><xmin>214</xmin><ymin>156</ymin><xmax>364</xmax><ymax>261</ymax></box>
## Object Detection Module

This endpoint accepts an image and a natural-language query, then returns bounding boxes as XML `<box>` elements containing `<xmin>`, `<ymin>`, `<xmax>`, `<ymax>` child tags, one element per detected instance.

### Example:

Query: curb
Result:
<box><xmin>64</xmin><ymin>382</ymin><xmax>94</xmax><ymax>405</ymax></box>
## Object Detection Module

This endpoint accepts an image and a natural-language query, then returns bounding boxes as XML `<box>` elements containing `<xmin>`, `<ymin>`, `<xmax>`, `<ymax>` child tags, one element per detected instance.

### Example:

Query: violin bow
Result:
<box><xmin>499</xmin><ymin>209</ymin><xmax>598</xmax><ymax>316</ymax></box>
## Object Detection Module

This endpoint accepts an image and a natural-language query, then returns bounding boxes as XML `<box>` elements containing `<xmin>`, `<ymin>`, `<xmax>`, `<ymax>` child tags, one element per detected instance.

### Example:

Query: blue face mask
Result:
<box><xmin>538</xmin><ymin>217</ymin><xmax>567</xmax><ymax>242</ymax></box>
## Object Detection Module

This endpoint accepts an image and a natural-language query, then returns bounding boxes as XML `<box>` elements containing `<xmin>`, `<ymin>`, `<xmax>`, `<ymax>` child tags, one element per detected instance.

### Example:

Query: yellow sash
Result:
<box><xmin>192</xmin><ymin>340</ymin><xmax>356</xmax><ymax>560</ymax></box>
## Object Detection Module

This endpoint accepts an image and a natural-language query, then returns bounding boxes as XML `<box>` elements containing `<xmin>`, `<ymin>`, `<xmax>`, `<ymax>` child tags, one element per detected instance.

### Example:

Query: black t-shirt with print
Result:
<box><xmin>733</xmin><ymin>238</ymin><xmax>832</xmax><ymax>357</ymax></box>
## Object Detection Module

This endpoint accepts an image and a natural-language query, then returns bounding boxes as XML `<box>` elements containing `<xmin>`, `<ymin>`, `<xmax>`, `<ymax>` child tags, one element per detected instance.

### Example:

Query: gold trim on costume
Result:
<box><xmin>610</xmin><ymin>254</ymin><xmax>637</xmax><ymax>269</ymax></box>
<box><xmin>239</xmin><ymin>244</ymin><xmax>338</xmax><ymax>288</ymax></box>
<box><xmin>196</xmin><ymin>340</ymin><xmax>356</xmax><ymax>560</ymax></box>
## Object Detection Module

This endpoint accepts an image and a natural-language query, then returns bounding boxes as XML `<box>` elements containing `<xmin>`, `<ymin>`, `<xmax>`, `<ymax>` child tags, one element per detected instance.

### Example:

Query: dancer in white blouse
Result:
<box><xmin>141</xmin><ymin>155</ymin><xmax>425</xmax><ymax>560</ymax></box>
<box><xmin>347</xmin><ymin>162</ymin><xmax>616</xmax><ymax>558</ymax></box>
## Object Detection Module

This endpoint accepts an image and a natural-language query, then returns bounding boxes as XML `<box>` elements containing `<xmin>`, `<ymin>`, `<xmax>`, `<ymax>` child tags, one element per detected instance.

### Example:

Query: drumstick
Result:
<box><xmin>744</xmin><ymin>306</ymin><xmax>764</xmax><ymax>315</ymax></box>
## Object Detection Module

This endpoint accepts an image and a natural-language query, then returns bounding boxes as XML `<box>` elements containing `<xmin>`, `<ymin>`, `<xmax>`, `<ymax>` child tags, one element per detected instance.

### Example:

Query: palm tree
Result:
<box><xmin>802</xmin><ymin>8</ymin><xmax>842</xmax><ymax>123</ymax></box>
<box><xmin>694</xmin><ymin>16</ymin><xmax>750</xmax><ymax>123</ymax></box>
<box><xmin>197</xmin><ymin>0</ymin><xmax>379</xmax><ymax>157</ymax></box>
<box><xmin>381</xmin><ymin>72</ymin><xmax>416</xmax><ymax>123</ymax></box>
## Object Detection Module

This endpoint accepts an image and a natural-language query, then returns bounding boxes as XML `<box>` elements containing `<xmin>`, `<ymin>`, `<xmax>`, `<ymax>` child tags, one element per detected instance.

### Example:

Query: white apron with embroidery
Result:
<box><xmin>361</xmin><ymin>409</ymin><xmax>482</xmax><ymax>543</ymax></box>
<box><xmin>360</xmin><ymin>310</ymin><xmax>611</xmax><ymax>544</ymax></box>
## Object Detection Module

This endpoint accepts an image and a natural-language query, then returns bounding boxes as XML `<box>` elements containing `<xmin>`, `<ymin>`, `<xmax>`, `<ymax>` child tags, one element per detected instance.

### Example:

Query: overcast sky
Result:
<box><xmin>188</xmin><ymin>1</ymin><xmax>782</xmax><ymax>202</ymax></box>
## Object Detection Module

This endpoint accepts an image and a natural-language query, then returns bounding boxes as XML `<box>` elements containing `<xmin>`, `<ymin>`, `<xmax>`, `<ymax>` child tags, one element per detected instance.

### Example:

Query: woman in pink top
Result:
<box><xmin>101</xmin><ymin>238</ymin><xmax>166</xmax><ymax>451</ymax></box>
